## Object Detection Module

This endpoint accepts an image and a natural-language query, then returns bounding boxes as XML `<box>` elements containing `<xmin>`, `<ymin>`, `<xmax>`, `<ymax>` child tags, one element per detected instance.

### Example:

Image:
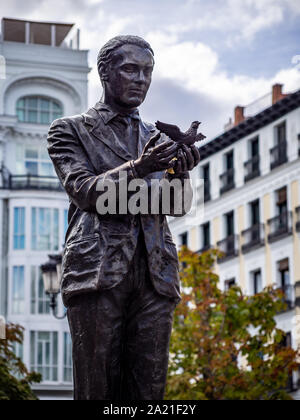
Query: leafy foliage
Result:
<box><xmin>0</xmin><ymin>323</ymin><xmax>41</xmax><ymax>400</ymax></box>
<box><xmin>166</xmin><ymin>248</ymin><xmax>300</xmax><ymax>400</ymax></box>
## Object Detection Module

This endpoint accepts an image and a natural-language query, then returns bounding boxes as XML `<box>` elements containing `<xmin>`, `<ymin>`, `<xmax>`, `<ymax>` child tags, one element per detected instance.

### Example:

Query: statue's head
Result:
<box><xmin>97</xmin><ymin>35</ymin><xmax>155</xmax><ymax>109</ymax></box>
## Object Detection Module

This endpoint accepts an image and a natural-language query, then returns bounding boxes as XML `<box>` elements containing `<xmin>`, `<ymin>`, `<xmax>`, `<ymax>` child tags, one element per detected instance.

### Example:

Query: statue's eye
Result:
<box><xmin>123</xmin><ymin>65</ymin><xmax>135</xmax><ymax>73</ymax></box>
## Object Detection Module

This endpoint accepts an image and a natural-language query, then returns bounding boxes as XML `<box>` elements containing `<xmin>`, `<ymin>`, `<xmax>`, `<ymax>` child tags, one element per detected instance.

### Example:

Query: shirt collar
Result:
<box><xmin>94</xmin><ymin>101</ymin><xmax>140</xmax><ymax>125</ymax></box>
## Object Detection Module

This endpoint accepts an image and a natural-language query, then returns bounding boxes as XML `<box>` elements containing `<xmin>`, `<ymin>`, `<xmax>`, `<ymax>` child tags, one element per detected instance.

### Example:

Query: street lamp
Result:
<box><xmin>41</xmin><ymin>254</ymin><xmax>66</xmax><ymax>319</ymax></box>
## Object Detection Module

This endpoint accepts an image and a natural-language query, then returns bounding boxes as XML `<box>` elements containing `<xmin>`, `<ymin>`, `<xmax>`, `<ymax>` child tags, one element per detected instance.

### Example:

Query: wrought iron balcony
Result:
<box><xmin>241</xmin><ymin>223</ymin><xmax>264</xmax><ymax>253</ymax></box>
<box><xmin>296</xmin><ymin>206</ymin><xmax>300</xmax><ymax>232</ymax></box>
<box><xmin>267</xmin><ymin>211</ymin><xmax>293</xmax><ymax>243</ymax></box>
<box><xmin>244</xmin><ymin>155</ymin><xmax>260</xmax><ymax>182</ymax></box>
<box><xmin>277</xmin><ymin>285</ymin><xmax>295</xmax><ymax>311</ymax></box>
<box><xmin>270</xmin><ymin>140</ymin><xmax>288</xmax><ymax>170</ymax></box>
<box><xmin>219</xmin><ymin>168</ymin><xmax>235</xmax><ymax>195</ymax></box>
<box><xmin>1</xmin><ymin>174</ymin><xmax>64</xmax><ymax>192</ymax></box>
<box><xmin>197</xmin><ymin>244</ymin><xmax>211</xmax><ymax>254</ymax></box>
<box><xmin>217</xmin><ymin>234</ymin><xmax>239</xmax><ymax>262</ymax></box>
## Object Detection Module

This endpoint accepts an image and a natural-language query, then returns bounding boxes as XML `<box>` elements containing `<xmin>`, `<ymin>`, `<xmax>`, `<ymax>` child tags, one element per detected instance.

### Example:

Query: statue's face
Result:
<box><xmin>105</xmin><ymin>44</ymin><xmax>154</xmax><ymax>109</ymax></box>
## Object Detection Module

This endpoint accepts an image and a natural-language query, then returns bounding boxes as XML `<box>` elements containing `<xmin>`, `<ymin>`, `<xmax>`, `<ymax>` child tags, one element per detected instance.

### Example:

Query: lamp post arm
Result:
<box><xmin>49</xmin><ymin>294</ymin><xmax>67</xmax><ymax>320</ymax></box>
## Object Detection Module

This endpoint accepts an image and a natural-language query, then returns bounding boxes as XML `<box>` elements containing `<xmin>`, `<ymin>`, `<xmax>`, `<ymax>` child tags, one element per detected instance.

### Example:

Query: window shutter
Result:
<box><xmin>278</xmin><ymin>258</ymin><xmax>289</xmax><ymax>271</ymax></box>
<box><xmin>277</xmin><ymin>187</ymin><xmax>287</xmax><ymax>205</ymax></box>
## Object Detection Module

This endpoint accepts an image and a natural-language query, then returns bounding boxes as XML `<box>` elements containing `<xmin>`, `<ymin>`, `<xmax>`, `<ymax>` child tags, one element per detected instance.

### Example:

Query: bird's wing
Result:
<box><xmin>195</xmin><ymin>132</ymin><xmax>206</xmax><ymax>142</ymax></box>
<box><xmin>155</xmin><ymin>121</ymin><xmax>182</xmax><ymax>139</ymax></box>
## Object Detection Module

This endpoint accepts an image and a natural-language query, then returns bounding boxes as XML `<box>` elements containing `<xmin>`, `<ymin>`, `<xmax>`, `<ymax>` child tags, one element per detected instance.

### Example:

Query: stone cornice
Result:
<box><xmin>0</xmin><ymin>115</ymin><xmax>48</xmax><ymax>140</ymax></box>
<box><xmin>5</xmin><ymin>76</ymin><xmax>81</xmax><ymax>106</ymax></box>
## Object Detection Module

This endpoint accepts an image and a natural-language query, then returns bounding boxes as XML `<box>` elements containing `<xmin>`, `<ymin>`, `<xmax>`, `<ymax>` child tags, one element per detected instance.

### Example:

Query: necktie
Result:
<box><xmin>113</xmin><ymin>111</ymin><xmax>140</xmax><ymax>160</ymax></box>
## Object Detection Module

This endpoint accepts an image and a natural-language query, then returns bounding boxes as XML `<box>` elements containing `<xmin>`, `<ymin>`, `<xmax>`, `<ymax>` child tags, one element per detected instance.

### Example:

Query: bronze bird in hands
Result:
<box><xmin>155</xmin><ymin>120</ymin><xmax>206</xmax><ymax>145</ymax></box>
<box><xmin>155</xmin><ymin>120</ymin><xmax>206</xmax><ymax>174</ymax></box>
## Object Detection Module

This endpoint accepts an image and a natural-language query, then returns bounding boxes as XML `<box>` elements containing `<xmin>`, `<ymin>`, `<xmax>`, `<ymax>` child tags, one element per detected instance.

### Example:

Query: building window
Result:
<box><xmin>244</xmin><ymin>137</ymin><xmax>260</xmax><ymax>182</ymax></box>
<box><xmin>30</xmin><ymin>266</ymin><xmax>50</xmax><ymax>315</ymax></box>
<box><xmin>250</xmin><ymin>199</ymin><xmax>260</xmax><ymax>226</ymax></box>
<box><xmin>268</xmin><ymin>187</ymin><xmax>292</xmax><ymax>242</ymax></box>
<box><xmin>16</xmin><ymin>96</ymin><xmax>63</xmax><ymax>125</ymax></box>
<box><xmin>200</xmin><ymin>222</ymin><xmax>210</xmax><ymax>251</ymax></box>
<box><xmin>13</xmin><ymin>207</ymin><xmax>25</xmax><ymax>249</ymax></box>
<box><xmin>275</xmin><ymin>121</ymin><xmax>286</xmax><ymax>145</ymax></box>
<box><xmin>25</xmin><ymin>146</ymin><xmax>54</xmax><ymax>176</ymax></box>
<box><xmin>179</xmin><ymin>232</ymin><xmax>188</xmax><ymax>247</ymax></box>
<box><xmin>225</xmin><ymin>278</ymin><xmax>236</xmax><ymax>290</ymax></box>
<box><xmin>31</xmin><ymin>208</ymin><xmax>59</xmax><ymax>251</ymax></box>
<box><xmin>217</xmin><ymin>211</ymin><xmax>238</xmax><ymax>262</ymax></box>
<box><xmin>276</xmin><ymin>186</ymin><xmax>288</xmax><ymax>215</ymax></box>
<box><xmin>277</xmin><ymin>258</ymin><xmax>294</xmax><ymax>309</ymax></box>
<box><xmin>12</xmin><ymin>266</ymin><xmax>25</xmax><ymax>314</ymax></box>
<box><xmin>251</xmin><ymin>269</ymin><xmax>262</xmax><ymax>295</ymax></box>
<box><xmin>30</xmin><ymin>331</ymin><xmax>58</xmax><ymax>382</ymax></box>
<box><xmin>225</xmin><ymin>210</ymin><xmax>234</xmax><ymax>237</ymax></box>
<box><xmin>13</xmin><ymin>341</ymin><xmax>24</xmax><ymax>361</ymax></box>
<box><xmin>201</xmin><ymin>163</ymin><xmax>210</xmax><ymax>202</ymax></box>
<box><xmin>64</xmin><ymin>333</ymin><xmax>73</xmax><ymax>383</ymax></box>
<box><xmin>220</xmin><ymin>150</ymin><xmax>235</xmax><ymax>194</ymax></box>
<box><xmin>270</xmin><ymin>121</ymin><xmax>287</xmax><ymax>169</ymax></box>
<box><xmin>277</xmin><ymin>258</ymin><xmax>290</xmax><ymax>289</ymax></box>
<box><xmin>16</xmin><ymin>144</ymin><xmax>55</xmax><ymax>177</ymax></box>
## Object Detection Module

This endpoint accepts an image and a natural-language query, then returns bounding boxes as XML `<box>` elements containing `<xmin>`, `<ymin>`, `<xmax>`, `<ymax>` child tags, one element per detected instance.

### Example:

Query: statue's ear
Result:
<box><xmin>101</xmin><ymin>72</ymin><xmax>109</xmax><ymax>82</ymax></box>
<box><xmin>99</xmin><ymin>64</ymin><xmax>109</xmax><ymax>82</ymax></box>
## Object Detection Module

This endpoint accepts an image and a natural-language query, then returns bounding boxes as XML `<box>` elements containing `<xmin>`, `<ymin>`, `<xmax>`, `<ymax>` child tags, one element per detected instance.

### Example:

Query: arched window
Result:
<box><xmin>16</xmin><ymin>96</ymin><xmax>63</xmax><ymax>124</ymax></box>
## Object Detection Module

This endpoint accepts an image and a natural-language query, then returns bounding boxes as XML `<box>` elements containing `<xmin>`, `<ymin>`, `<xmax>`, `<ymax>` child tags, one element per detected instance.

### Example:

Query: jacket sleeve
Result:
<box><xmin>47</xmin><ymin>118</ymin><xmax>138</xmax><ymax>213</ymax></box>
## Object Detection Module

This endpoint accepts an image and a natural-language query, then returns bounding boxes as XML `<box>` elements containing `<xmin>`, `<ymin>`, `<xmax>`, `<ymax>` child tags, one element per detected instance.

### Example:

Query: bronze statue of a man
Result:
<box><xmin>47</xmin><ymin>35</ymin><xmax>200</xmax><ymax>400</ymax></box>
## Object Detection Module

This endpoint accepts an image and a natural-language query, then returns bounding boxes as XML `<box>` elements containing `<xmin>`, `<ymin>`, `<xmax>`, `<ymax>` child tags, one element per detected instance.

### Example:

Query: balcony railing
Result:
<box><xmin>217</xmin><ymin>234</ymin><xmax>239</xmax><ymax>262</ymax></box>
<box><xmin>267</xmin><ymin>211</ymin><xmax>293</xmax><ymax>243</ymax></box>
<box><xmin>244</xmin><ymin>155</ymin><xmax>260</xmax><ymax>182</ymax></box>
<box><xmin>241</xmin><ymin>223</ymin><xmax>264</xmax><ymax>253</ymax></box>
<box><xmin>270</xmin><ymin>140</ymin><xmax>288</xmax><ymax>170</ymax></box>
<box><xmin>277</xmin><ymin>285</ymin><xmax>295</xmax><ymax>311</ymax></box>
<box><xmin>296</xmin><ymin>206</ymin><xmax>300</xmax><ymax>232</ymax></box>
<box><xmin>219</xmin><ymin>168</ymin><xmax>235</xmax><ymax>195</ymax></box>
<box><xmin>1</xmin><ymin>174</ymin><xmax>64</xmax><ymax>192</ymax></box>
<box><xmin>197</xmin><ymin>244</ymin><xmax>211</xmax><ymax>254</ymax></box>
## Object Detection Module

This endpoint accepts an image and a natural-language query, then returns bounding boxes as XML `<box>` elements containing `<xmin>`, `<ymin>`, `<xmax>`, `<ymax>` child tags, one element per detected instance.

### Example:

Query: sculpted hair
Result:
<box><xmin>97</xmin><ymin>35</ymin><xmax>154</xmax><ymax>84</ymax></box>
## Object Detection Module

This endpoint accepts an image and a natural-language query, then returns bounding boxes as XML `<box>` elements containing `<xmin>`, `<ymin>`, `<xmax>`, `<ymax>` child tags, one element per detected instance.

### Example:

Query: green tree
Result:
<box><xmin>0</xmin><ymin>323</ymin><xmax>41</xmax><ymax>400</ymax></box>
<box><xmin>166</xmin><ymin>248</ymin><xmax>300</xmax><ymax>400</ymax></box>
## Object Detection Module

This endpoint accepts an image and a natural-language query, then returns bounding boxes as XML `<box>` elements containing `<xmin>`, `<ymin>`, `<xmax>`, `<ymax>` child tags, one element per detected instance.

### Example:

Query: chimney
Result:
<box><xmin>234</xmin><ymin>106</ymin><xmax>244</xmax><ymax>126</ymax></box>
<box><xmin>272</xmin><ymin>83</ymin><xmax>284</xmax><ymax>104</ymax></box>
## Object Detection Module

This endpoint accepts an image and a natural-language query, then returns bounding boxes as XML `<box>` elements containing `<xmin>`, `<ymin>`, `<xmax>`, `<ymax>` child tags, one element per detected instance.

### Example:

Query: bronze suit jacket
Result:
<box><xmin>47</xmin><ymin>102</ymin><xmax>192</xmax><ymax>306</ymax></box>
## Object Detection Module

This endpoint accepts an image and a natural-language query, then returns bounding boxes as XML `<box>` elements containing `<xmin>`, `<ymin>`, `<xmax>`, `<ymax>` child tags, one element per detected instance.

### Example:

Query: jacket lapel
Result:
<box><xmin>83</xmin><ymin>105</ymin><xmax>156</xmax><ymax>163</ymax></box>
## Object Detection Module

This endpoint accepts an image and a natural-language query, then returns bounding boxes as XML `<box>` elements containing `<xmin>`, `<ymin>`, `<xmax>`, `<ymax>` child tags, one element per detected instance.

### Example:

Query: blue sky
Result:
<box><xmin>1</xmin><ymin>0</ymin><xmax>300</xmax><ymax>139</ymax></box>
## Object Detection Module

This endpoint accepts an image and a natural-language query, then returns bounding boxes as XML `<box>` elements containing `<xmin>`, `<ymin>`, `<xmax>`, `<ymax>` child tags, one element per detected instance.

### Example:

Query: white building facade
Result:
<box><xmin>169</xmin><ymin>84</ymin><xmax>300</xmax><ymax>398</ymax></box>
<box><xmin>0</xmin><ymin>18</ymin><xmax>90</xmax><ymax>399</ymax></box>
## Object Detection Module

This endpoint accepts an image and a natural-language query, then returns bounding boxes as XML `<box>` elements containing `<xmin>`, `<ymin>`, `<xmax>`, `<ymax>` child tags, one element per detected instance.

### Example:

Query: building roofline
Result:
<box><xmin>199</xmin><ymin>88</ymin><xmax>300</xmax><ymax>160</ymax></box>
<box><xmin>1</xmin><ymin>17</ymin><xmax>74</xmax><ymax>28</ymax></box>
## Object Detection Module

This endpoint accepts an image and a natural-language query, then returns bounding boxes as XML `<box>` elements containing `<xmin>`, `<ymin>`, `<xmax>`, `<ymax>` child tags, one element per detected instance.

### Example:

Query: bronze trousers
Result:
<box><xmin>67</xmin><ymin>236</ymin><xmax>177</xmax><ymax>400</ymax></box>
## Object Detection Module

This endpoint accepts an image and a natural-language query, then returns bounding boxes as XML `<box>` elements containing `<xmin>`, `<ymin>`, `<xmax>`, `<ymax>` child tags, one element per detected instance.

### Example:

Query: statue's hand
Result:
<box><xmin>133</xmin><ymin>133</ymin><xmax>178</xmax><ymax>177</ymax></box>
<box><xmin>172</xmin><ymin>144</ymin><xmax>201</xmax><ymax>175</ymax></box>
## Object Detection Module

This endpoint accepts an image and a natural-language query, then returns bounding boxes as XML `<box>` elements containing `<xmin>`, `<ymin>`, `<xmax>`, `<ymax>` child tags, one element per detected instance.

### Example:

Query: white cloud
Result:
<box><xmin>144</xmin><ymin>29</ymin><xmax>300</xmax><ymax>133</ymax></box>
<box><xmin>163</xmin><ymin>0</ymin><xmax>300</xmax><ymax>46</ymax></box>
<box><xmin>1</xmin><ymin>0</ymin><xmax>298</xmax><ymax>136</ymax></box>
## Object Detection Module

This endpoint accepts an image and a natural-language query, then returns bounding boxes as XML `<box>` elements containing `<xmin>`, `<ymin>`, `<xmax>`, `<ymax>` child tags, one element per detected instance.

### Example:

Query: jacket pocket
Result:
<box><xmin>62</xmin><ymin>235</ymin><xmax>102</xmax><ymax>298</ymax></box>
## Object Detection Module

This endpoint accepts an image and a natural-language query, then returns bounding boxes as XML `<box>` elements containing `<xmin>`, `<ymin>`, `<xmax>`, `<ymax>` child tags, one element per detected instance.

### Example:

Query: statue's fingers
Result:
<box><xmin>181</xmin><ymin>144</ymin><xmax>194</xmax><ymax>171</ymax></box>
<box><xmin>154</xmin><ymin>139</ymin><xmax>175</xmax><ymax>153</ymax></box>
<box><xmin>190</xmin><ymin>144</ymin><xmax>200</xmax><ymax>165</ymax></box>
<box><xmin>144</xmin><ymin>133</ymin><xmax>161</xmax><ymax>152</ymax></box>
<box><xmin>156</xmin><ymin>143</ymin><xmax>178</xmax><ymax>158</ymax></box>
<box><xmin>178</xmin><ymin>149</ymin><xmax>187</xmax><ymax>172</ymax></box>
